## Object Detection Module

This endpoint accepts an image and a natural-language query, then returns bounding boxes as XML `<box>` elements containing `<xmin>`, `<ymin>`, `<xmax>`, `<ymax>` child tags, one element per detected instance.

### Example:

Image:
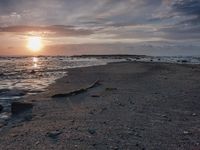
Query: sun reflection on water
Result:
<box><xmin>32</xmin><ymin>57</ymin><xmax>39</xmax><ymax>68</ymax></box>
<box><xmin>33</xmin><ymin>57</ymin><xmax>38</xmax><ymax>62</ymax></box>
<box><xmin>33</xmin><ymin>63</ymin><xmax>38</xmax><ymax>68</ymax></box>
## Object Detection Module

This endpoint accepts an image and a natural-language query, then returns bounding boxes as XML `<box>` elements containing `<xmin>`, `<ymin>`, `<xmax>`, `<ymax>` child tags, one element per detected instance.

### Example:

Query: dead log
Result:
<box><xmin>52</xmin><ymin>80</ymin><xmax>100</xmax><ymax>98</ymax></box>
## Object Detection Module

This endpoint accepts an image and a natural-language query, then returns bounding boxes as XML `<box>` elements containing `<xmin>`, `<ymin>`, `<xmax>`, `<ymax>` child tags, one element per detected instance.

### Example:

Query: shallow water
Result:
<box><xmin>0</xmin><ymin>56</ymin><xmax>126</xmax><ymax>111</ymax></box>
<box><xmin>0</xmin><ymin>56</ymin><xmax>125</xmax><ymax>120</ymax></box>
<box><xmin>0</xmin><ymin>55</ymin><xmax>200</xmax><ymax>100</ymax></box>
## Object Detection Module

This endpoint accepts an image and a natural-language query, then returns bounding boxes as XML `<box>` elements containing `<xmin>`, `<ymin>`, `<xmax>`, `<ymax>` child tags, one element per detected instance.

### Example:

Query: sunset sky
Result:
<box><xmin>0</xmin><ymin>0</ymin><xmax>200</xmax><ymax>56</ymax></box>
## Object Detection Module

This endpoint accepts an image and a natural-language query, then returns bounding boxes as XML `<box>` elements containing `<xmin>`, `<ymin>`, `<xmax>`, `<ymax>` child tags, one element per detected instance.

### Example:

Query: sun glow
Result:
<box><xmin>27</xmin><ymin>36</ymin><xmax>43</xmax><ymax>52</ymax></box>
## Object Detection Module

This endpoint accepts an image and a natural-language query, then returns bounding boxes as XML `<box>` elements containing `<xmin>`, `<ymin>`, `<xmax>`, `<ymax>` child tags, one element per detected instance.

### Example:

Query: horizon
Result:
<box><xmin>0</xmin><ymin>0</ymin><xmax>200</xmax><ymax>56</ymax></box>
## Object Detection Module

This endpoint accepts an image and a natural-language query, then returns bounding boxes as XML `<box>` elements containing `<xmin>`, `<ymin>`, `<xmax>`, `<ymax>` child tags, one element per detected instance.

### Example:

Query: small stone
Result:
<box><xmin>47</xmin><ymin>130</ymin><xmax>62</xmax><ymax>139</ymax></box>
<box><xmin>183</xmin><ymin>131</ymin><xmax>191</xmax><ymax>135</ymax></box>
<box><xmin>162</xmin><ymin>115</ymin><xmax>168</xmax><ymax>118</ymax></box>
<box><xmin>106</xmin><ymin>88</ymin><xmax>117</xmax><ymax>91</ymax></box>
<box><xmin>30</xmin><ymin>70</ymin><xmax>36</xmax><ymax>74</ymax></box>
<box><xmin>91</xmin><ymin>94</ymin><xmax>100</xmax><ymax>98</ymax></box>
<box><xmin>135</xmin><ymin>143</ymin><xmax>139</xmax><ymax>147</ymax></box>
<box><xmin>113</xmin><ymin>146</ymin><xmax>119</xmax><ymax>150</ymax></box>
<box><xmin>118</xmin><ymin>102</ymin><xmax>125</xmax><ymax>107</ymax></box>
<box><xmin>181</xmin><ymin>60</ymin><xmax>188</xmax><ymax>63</ymax></box>
<box><xmin>88</xmin><ymin>128</ymin><xmax>96</xmax><ymax>135</ymax></box>
<box><xmin>100</xmin><ymin>107</ymin><xmax>107</xmax><ymax>113</ymax></box>
<box><xmin>192</xmin><ymin>113</ymin><xmax>197</xmax><ymax>116</ymax></box>
<box><xmin>70</xmin><ymin>119</ymin><xmax>75</xmax><ymax>123</ymax></box>
<box><xmin>35</xmin><ymin>141</ymin><xmax>40</xmax><ymax>145</ymax></box>
<box><xmin>103</xmin><ymin>121</ymin><xmax>107</xmax><ymax>125</ymax></box>
<box><xmin>89</xmin><ymin>109</ymin><xmax>96</xmax><ymax>115</ymax></box>
<box><xmin>11</xmin><ymin>133</ymin><xmax>18</xmax><ymax>137</ymax></box>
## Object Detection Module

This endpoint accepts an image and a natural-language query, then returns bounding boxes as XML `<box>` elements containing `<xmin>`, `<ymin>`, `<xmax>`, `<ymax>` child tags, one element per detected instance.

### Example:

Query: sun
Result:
<box><xmin>27</xmin><ymin>36</ymin><xmax>43</xmax><ymax>52</ymax></box>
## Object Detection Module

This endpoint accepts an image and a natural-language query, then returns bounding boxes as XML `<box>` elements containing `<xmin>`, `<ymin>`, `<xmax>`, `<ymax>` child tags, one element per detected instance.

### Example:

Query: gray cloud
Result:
<box><xmin>0</xmin><ymin>25</ymin><xmax>94</xmax><ymax>37</ymax></box>
<box><xmin>0</xmin><ymin>0</ymin><xmax>199</xmax><ymax>46</ymax></box>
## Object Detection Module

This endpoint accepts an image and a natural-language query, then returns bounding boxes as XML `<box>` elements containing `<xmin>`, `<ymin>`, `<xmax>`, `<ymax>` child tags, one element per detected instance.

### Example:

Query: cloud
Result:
<box><xmin>0</xmin><ymin>0</ymin><xmax>199</xmax><ymax>45</ymax></box>
<box><xmin>0</xmin><ymin>25</ymin><xmax>94</xmax><ymax>37</ymax></box>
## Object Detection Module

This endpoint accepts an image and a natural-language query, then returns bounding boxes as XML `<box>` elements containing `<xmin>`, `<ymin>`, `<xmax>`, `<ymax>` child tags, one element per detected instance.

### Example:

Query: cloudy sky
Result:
<box><xmin>0</xmin><ymin>0</ymin><xmax>200</xmax><ymax>56</ymax></box>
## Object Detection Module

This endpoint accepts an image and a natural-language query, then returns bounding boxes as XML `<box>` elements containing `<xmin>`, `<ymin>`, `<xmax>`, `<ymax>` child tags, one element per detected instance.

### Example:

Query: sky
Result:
<box><xmin>0</xmin><ymin>0</ymin><xmax>200</xmax><ymax>56</ymax></box>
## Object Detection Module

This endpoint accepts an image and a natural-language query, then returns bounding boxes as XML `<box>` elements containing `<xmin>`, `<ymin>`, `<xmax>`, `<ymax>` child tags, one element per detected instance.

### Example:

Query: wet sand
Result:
<box><xmin>0</xmin><ymin>62</ymin><xmax>200</xmax><ymax>150</ymax></box>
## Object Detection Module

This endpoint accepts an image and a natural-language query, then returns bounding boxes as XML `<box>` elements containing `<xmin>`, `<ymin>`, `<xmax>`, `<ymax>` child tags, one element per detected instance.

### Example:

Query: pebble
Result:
<box><xmin>35</xmin><ymin>141</ymin><xmax>40</xmax><ymax>145</ymax></box>
<box><xmin>91</xmin><ymin>94</ymin><xmax>100</xmax><ymax>97</ymax></box>
<box><xmin>47</xmin><ymin>130</ymin><xmax>62</xmax><ymax>139</ymax></box>
<box><xmin>106</xmin><ymin>88</ymin><xmax>118</xmax><ymax>91</ymax></box>
<box><xmin>88</xmin><ymin>128</ymin><xmax>96</xmax><ymax>135</ymax></box>
<box><xmin>183</xmin><ymin>131</ymin><xmax>192</xmax><ymax>135</ymax></box>
<box><xmin>192</xmin><ymin>113</ymin><xmax>197</xmax><ymax>116</ymax></box>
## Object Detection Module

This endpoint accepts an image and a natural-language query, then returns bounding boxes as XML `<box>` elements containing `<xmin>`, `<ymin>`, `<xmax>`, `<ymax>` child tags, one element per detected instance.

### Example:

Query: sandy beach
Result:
<box><xmin>0</xmin><ymin>61</ymin><xmax>200</xmax><ymax>150</ymax></box>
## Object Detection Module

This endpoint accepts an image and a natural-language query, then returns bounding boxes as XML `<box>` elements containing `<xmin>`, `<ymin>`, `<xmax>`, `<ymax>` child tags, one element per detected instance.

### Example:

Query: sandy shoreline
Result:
<box><xmin>0</xmin><ymin>61</ymin><xmax>200</xmax><ymax>150</ymax></box>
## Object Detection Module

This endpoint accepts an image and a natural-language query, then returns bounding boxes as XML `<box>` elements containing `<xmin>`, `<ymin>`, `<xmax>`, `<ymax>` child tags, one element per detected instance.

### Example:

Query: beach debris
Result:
<box><xmin>100</xmin><ymin>107</ymin><xmax>107</xmax><ymax>113</ymax></box>
<box><xmin>30</xmin><ymin>70</ymin><xmax>36</xmax><ymax>74</ymax></box>
<box><xmin>52</xmin><ymin>80</ymin><xmax>100</xmax><ymax>98</ymax></box>
<box><xmin>183</xmin><ymin>130</ymin><xmax>192</xmax><ymax>135</ymax></box>
<box><xmin>115</xmin><ymin>101</ymin><xmax>125</xmax><ymax>107</ymax></box>
<box><xmin>91</xmin><ymin>94</ymin><xmax>100</xmax><ymax>98</ymax></box>
<box><xmin>11</xmin><ymin>133</ymin><xmax>18</xmax><ymax>137</ymax></box>
<box><xmin>181</xmin><ymin>60</ymin><xmax>188</xmax><ymax>63</ymax></box>
<box><xmin>89</xmin><ymin>109</ymin><xmax>96</xmax><ymax>115</ymax></box>
<box><xmin>135</xmin><ymin>143</ymin><xmax>139</xmax><ymax>147</ymax></box>
<box><xmin>105</xmin><ymin>87</ymin><xmax>117</xmax><ymax>91</ymax></box>
<box><xmin>35</xmin><ymin>141</ymin><xmax>40</xmax><ymax>145</ymax></box>
<box><xmin>11</xmin><ymin>102</ymin><xmax>33</xmax><ymax>114</ymax></box>
<box><xmin>47</xmin><ymin>130</ymin><xmax>62</xmax><ymax>139</ymax></box>
<box><xmin>192</xmin><ymin>113</ymin><xmax>197</xmax><ymax>116</ymax></box>
<box><xmin>88</xmin><ymin>128</ymin><xmax>96</xmax><ymax>135</ymax></box>
<box><xmin>70</xmin><ymin>119</ymin><xmax>75</xmax><ymax>124</ymax></box>
<box><xmin>0</xmin><ymin>105</ymin><xmax>3</xmax><ymax>112</ymax></box>
<box><xmin>161</xmin><ymin>115</ymin><xmax>168</xmax><ymax>118</ymax></box>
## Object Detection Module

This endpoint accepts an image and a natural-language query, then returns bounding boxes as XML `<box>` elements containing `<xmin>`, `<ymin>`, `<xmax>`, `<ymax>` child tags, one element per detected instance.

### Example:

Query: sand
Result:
<box><xmin>0</xmin><ymin>62</ymin><xmax>200</xmax><ymax>150</ymax></box>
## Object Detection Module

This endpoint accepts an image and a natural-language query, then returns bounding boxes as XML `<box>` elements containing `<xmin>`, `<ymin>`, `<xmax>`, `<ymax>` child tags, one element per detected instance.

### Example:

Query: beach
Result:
<box><xmin>0</xmin><ymin>61</ymin><xmax>200</xmax><ymax>150</ymax></box>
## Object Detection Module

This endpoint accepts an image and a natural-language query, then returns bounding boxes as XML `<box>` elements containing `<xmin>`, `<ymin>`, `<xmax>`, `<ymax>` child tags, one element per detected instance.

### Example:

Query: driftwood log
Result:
<box><xmin>52</xmin><ymin>80</ymin><xmax>100</xmax><ymax>98</ymax></box>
